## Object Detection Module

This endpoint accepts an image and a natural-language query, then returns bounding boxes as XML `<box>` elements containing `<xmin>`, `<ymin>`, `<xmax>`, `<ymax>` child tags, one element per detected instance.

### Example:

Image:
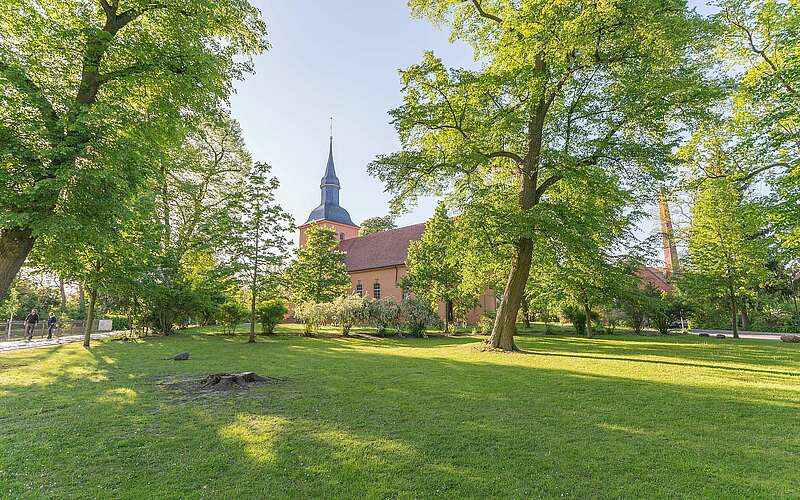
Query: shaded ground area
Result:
<box><xmin>0</xmin><ymin>331</ymin><xmax>798</xmax><ymax>498</ymax></box>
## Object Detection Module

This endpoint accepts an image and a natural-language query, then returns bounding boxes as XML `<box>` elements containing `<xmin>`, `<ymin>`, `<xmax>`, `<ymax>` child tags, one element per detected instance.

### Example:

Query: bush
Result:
<box><xmin>366</xmin><ymin>298</ymin><xmax>401</xmax><ymax>335</ymax></box>
<box><xmin>256</xmin><ymin>299</ymin><xmax>287</xmax><ymax>335</ymax></box>
<box><xmin>562</xmin><ymin>305</ymin><xmax>599</xmax><ymax>335</ymax></box>
<box><xmin>107</xmin><ymin>313</ymin><xmax>131</xmax><ymax>331</ymax></box>
<box><xmin>330</xmin><ymin>295</ymin><xmax>366</xmax><ymax>335</ymax></box>
<box><xmin>400</xmin><ymin>297</ymin><xmax>440</xmax><ymax>337</ymax></box>
<box><xmin>479</xmin><ymin>310</ymin><xmax>496</xmax><ymax>335</ymax></box>
<box><xmin>217</xmin><ymin>300</ymin><xmax>248</xmax><ymax>334</ymax></box>
<box><xmin>294</xmin><ymin>302</ymin><xmax>333</xmax><ymax>335</ymax></box>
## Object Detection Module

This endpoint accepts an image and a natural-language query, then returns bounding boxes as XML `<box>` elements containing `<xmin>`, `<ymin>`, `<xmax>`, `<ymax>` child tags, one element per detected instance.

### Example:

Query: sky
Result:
<box><xmin>230</xmin><ymin>1</ymin><xmax>714</xmax><ymax>254</ymax></box>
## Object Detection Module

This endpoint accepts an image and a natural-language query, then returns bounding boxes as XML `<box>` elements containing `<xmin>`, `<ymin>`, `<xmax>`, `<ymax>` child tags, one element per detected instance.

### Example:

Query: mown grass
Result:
<box><xmin>0</xmin><ymin>328</ymin><xmax>798</xmax><ymax>499</ymax></box>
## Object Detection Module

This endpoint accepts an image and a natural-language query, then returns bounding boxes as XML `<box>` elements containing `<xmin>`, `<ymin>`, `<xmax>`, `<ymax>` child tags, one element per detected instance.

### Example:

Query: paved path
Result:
<box><xmin>0</xmin><ymin>332</ymin><xmax>118</xmax><ymax>353</ymax></box>
<box><xmin>689</xmin><ymin>329</ymin><xmax>786</xmax><ymax>341</ymax></box>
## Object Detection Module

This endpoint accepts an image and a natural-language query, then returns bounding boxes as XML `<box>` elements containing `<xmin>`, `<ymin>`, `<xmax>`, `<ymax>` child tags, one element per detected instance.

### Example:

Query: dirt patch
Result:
<box><xmin>155</xmin><ymin>372</ymin><xmax>284</xmax><ymax>400</ymax></box>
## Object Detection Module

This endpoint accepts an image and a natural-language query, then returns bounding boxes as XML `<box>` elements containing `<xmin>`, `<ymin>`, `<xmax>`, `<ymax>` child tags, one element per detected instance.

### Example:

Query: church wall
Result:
<box><xmin>348</xmin><ymin>264</ymin><xmax>496</xmax><ymax>325</ymax></box>
<box><xmin>299</xmin><ymin>220</ymin><xmax>360</xmax><ymax>247</ymax></box>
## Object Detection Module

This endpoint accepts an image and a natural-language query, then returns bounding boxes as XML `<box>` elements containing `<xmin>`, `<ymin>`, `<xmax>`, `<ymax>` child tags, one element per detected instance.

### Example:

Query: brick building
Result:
<box><xmin>298</xmin><ymin>138</ymin><xmax>495</xmax><ymax>323</ymax></box>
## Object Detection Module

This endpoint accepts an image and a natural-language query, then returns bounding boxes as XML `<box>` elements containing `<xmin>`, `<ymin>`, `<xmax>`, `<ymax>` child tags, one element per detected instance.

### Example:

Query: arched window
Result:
<box><xmin>355</xmin><ymin>282</ymin><xmax>363</xmax><ymax>297</ymax></box>
<box><xmin>373</xmin><ymin>282</ymin><xmax>381</xmax><ymax>300</ymax></box>
<box><xmin>340</xmin><ymin>233</ymin><xmax>345</xmax><ymax>241</ymax></box>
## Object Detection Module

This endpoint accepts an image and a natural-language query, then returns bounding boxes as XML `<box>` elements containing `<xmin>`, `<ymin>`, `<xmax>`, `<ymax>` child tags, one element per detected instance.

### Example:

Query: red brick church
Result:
<box><xmin>298</xmin><ymin>137</ymin><xmax>496</xmax><ymax>323</ymax></box>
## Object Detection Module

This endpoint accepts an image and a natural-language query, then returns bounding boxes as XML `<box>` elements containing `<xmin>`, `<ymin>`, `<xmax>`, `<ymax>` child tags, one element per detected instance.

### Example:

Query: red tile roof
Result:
<box><xmin>636</xmin><ymin>266</ymin><xmax>673</xmax><ymax>292</ymax></box>
<box><xmin>338</xmin><ymin>223</ymin><xmax>425</xmax><ymax>272</ymax></box>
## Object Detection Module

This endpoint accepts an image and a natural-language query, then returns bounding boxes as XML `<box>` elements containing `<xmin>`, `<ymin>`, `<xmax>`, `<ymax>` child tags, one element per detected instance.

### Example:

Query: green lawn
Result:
<box><xmin>1</xmin><ymin>329</ymin><xmax>798</xmax><ymax>498</ymax></box>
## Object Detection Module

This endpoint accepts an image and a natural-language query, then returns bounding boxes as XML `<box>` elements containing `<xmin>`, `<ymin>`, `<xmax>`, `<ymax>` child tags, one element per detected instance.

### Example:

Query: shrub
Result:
<box><xmin>256</xmin><ymin>299</ymin><xmax>287</xmax><ymax>335</ymax></box>
<box><xmin>217</xmin><ymin>300</ymin><xmax>248</xmax><ymax>334</ymax></box>
<box><xmin>366</xmin><ymin>298</ymin><xmax>401</xmax><ymax>335</ymax></box>
<box><xmin>330</xmin><ymin>295</ymin><xmax>366</xmax><ymax>335</ymax></box>
<box><xmin>107</xmin><ymin>313</ymin><xmax>131</xmax><ymax>331</ymax></box>
<box><xmin>294</xmin><ymin>302</ymin><xmax>334</xmax><ymax>335</ymax></box>
<box><xmin>479</xmin><ymin>310</ymin><xmax>496</xmax><ymax>334</ymax></box>
<box><xmin>562</xmin><ymin>305</ymin><xmax>599</xmax><ymax>335</ymax></box>
<box><xmin>400</xmin><ymin>297</ymin><xmax>440</xmax><ymax>337</ymax></box>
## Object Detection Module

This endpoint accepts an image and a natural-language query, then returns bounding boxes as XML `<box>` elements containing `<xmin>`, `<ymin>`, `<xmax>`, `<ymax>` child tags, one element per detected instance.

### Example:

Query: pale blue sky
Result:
<box><xmin>230</xmin><ymin>1</ymin><xmax>713</xmax><ymax>252</ymax></box>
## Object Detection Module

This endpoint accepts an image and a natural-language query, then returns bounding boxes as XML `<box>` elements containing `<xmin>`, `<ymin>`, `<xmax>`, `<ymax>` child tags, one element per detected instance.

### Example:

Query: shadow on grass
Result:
<box><xmin>0</xmin><ymin>333</ymin><xmax>798</xmax><ymax>497</ymax></box>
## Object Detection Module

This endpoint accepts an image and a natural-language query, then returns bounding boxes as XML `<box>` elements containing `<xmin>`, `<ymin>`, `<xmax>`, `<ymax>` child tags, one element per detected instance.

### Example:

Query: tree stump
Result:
<box><xmin>780</xmin><ymin>335</ymin><xmax>800</xmax><ymax>343</ymax></box>
<box><xmin>199</xmin><ymin>372</ymin><xmax>274</xmax><ymax>391</ymax></box>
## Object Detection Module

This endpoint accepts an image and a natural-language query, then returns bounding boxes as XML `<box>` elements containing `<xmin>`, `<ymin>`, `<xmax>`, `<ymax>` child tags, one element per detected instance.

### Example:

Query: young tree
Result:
<box><xmin>682</xmin><ymin>137</ymin><xmax>771</xmax><ymax>338</ymax></box>
<box><xmin>402</xmin><ymin>203</ymin><xmax>469</xmax><ymax>332</ymax></box>
<box><xmin>359</xmin><ymin>216</ymin><xmax>397</xmax><ymax>236</ymax></box>
<box><xmin>229</xmin><ymin>162</ymin><xmax>294</xmax><ymax>343</ymax></box>
<box><xmin>0</xmin><ymin>0</ymin><xmax>268</xmax><ymax>303</ymax></box>
<box><xmin>286</xmin><ymin>224</ymin><xmax>350</xmax><ymax>305</ymax></box>
<box><xmin>370</xmin><ymin>0</ymin><xmax>720</xmax><ymax>350</ymax></box>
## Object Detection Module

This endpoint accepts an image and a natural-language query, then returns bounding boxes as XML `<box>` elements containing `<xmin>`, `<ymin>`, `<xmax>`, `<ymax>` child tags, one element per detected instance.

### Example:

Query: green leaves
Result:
<box><xmin>286</xmin><ymin>225</ymin><xmax>351</xmax><ymax>305</ymax></box>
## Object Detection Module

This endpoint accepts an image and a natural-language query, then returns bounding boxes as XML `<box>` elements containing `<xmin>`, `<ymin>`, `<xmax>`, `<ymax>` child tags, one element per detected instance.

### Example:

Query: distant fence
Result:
<box><xmin>2</xmin><ymin>319</ymin><xmax>113</xmax><ymax>342</ymax></box>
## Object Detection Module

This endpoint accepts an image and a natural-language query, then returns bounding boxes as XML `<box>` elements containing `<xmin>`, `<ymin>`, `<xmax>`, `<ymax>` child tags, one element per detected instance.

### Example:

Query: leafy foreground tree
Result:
<box><xmin>682</xmin><ymin>138</ymin><xmax>771</xmax><ymax>338</ymax></box>
<box><xmin>286</xmin><ymin>224</ymin><xmax>351</xmax><ymax>330</ymax></box>
<box><xmin>0</xmin><ymin>0</ymin><xmax>267</xmax><ymax>303</ymax></box>
<box><xmin>228</xmin><ymin>162</ymin><xmax>294</xmax><ymax>343</ymax></box>
<box><xmin>402</xmin><ymin>202</ymin><xmax>471</xmax><ymax>332</ymax></box>
<box><xmin>359</xmin><ymin>215</ymin><xmax>397</xmax><ymax>236</ymax></box>
<box><xmin>370</xmin><ymin>0</ymin><xmax>719</xmax><ymax>350</ymax></box>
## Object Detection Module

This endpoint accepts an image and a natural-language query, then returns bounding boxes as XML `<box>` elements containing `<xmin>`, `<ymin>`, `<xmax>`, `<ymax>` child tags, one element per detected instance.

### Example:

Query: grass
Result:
<box><xmin>0</xmin><ymin>328</ymin><xmax>798</xmax><ymax>499</ymax></box>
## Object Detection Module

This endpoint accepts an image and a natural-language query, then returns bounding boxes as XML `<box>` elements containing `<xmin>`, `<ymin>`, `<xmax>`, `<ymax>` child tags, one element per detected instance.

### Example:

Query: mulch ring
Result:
<box><xmin>154</xmin><ymin>372</ymin><xmax>285</xmax><ymax>401</ymax></box>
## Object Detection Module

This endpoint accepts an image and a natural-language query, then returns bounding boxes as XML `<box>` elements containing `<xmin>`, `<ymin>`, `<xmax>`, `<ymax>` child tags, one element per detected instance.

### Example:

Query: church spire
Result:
<box><xmin>321</xmin><ymin>134</ymin><xmax>339</xmax><ymax>190</ymax></box>
<box><xmin>303</xmin><ymin>128</ymin><xmax>355</xmax><ymax>227</ymax></box>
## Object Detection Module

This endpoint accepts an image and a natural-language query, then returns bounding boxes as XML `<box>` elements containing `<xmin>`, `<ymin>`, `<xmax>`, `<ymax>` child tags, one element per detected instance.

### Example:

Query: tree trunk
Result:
<box><xmin>249</xmin><ymin>291</ymin><xmax>257</xmax><ymax>344</ymax></box>
<box><xmin>78</xmin><ymin>283</ymin><xmax>85</xmax><ymax>311</ymax></box>
<box><xmin>0</xmin><ymin>228</ymin><xmax>35</xmax><ymax>304</ymax></box>
<box><xmin>583</xmin><ymin>299</ymin><xmax>593</xmax><ymax>338</ymax></box>
<box><xmin>728</xmin><ymin>284</ymin><xmax>739</xmax><ymax>339</ymax></box>
<box><xmin>83</xmin><ymin>287</ymin><xmax>97</xmax><ymax>348</ymax></box>
<box><xmin>521</xmin><ymin>297</ymin><xmax>531</xmax><ymax>329</ymax></box>
<box><xmin>487</xmin><ymin>237</ymin><xmax>533</xmax><ymax>350</ymax></box>
<box><xmin>740</xmin><ymin>302</ymin><xmax>751</xmax><ymax>331</ymax></box>
<box><xmin>58</xmin><ymin>276</ymin><xmax>67</xmax><ymax>309</ymax></box>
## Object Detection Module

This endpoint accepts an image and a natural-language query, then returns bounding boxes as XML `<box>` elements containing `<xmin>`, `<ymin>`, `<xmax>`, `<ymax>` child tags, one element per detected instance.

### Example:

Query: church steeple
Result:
<box><xmin>320</xmin><ymin>136</ymin><xmax>340</xmax><ymax>205</ymax></box>
<box><xmin>303</xmin><ymin>132</ymin><xmax>356</xmax><ymax>227</ymax></box>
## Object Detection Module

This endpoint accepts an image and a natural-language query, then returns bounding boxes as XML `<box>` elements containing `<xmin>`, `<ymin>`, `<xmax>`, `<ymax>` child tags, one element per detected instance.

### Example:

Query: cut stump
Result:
<box><xmin>199</xmin><ymin>372</ymin><xmax>277</xmax><ymax>391</ymax></box>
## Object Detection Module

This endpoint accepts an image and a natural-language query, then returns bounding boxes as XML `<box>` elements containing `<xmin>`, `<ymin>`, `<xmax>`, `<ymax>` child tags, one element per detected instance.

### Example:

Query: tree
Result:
<box><xmin>402</xmin><ymin>203</ymin><xmax>470</xmax><ymax>332</ymax></box>
<box><xmin>256</xmin><ymin>299</ymin><xmax>288</xmax><ymax>335</ymax></box>
<box><xmin>359</xmin><ymin>215</ymin><xmax>397</xmax><ymax>236</ymax></box>
<box><xmin>33</xmin><ymin>188</ymin><xmax>159</xmax><ymax>347</ymax></box>
<box><xmin>0</xmin><ymin>0</ymin><xmax>268</xmax><ymax>303</ymax></box>
<box><xmin>370</xmin><ymin>0</ymin><xmax>720</xmax><ymax>350</ymax></box>
<box><xmin>286</xmin><ymin>224</ymin><xmax>351</xmax><ymax>305</ymax></box>
<box><xmin>228</xmin><ymin>162</ymin><xmax>294</xmax><ymax>343</ymax></box>
<box><xmin>682</xmin><ymin>138</ymin><xmax>771</xmax><ymax>338</ymax></box>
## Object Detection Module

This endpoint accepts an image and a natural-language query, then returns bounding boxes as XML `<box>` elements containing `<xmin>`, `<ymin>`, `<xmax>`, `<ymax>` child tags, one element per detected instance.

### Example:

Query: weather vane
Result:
<box><xmin>329</xmin><ymin>116</ymin><xmax>333</xmax><ymax>139</ymax></box>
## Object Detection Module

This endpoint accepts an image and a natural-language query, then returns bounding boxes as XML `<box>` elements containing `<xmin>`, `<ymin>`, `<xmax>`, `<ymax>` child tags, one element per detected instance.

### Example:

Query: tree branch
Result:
<box><xmin>463</xmin><ymin>0</ymin><xmax>503</xmax><ymax>23</ymax></box>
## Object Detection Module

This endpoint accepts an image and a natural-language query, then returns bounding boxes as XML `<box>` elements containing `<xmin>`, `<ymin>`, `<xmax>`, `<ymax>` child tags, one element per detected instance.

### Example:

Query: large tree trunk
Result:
<box><xmin>83</xmin><ymin>287</ymin><xmax>97</xmax><ymax>348</ymax></box>
<box><xmin>583</xmin><ymin>299</ymin><xmax>593</xmax><ymax>338</ymax></box>
<box><xmin>0</xmin><ymin>228</ymin><xmax>35</xmax><ymax>304</ymax></box>
<box><xmin>487</xmin><ymin>237</ymin><xmax>533</xmax><ymax>350</ymax></box>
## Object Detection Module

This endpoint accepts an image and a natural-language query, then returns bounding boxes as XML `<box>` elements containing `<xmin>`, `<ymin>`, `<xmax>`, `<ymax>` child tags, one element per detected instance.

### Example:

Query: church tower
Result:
<box><xmin>298</xmin><ymin>136</ymin><xmax>360</xmax><ymax>247</ymax></box>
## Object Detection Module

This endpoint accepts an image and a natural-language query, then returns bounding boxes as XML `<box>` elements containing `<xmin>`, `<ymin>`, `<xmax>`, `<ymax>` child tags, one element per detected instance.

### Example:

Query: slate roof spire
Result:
<box><xmin>304</xmin><ymin>131</ymin><xmax>356</xmax><ymax>226</ymax></box>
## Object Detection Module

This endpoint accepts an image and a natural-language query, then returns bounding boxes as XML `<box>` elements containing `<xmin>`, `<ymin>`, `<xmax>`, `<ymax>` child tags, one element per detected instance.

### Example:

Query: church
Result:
<box><xmin>298</xmin><ymin>137</ymin><xmax>497</xmax><ymax>324</ymax></box>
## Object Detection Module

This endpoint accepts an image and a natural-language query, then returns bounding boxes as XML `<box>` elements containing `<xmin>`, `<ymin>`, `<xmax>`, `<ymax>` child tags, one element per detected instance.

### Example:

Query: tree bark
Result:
<box><xmin>83</xmin><ymin>287</ymin><xmax>97</xmax><ymax>348</ymax></box>
<box><xmin>583</xmin><ymin>299</ymin><xmax>593</xmax><ymax>338</ymax></box>
<box><xmin>488</xmin><ymin>237</ymin><xmax>533</xmax><ymax>350</ymax></box>
<box><xmin>0</xmin><ymin>228</ymin><xmax>36</xmax><ymax>304</ymax></box>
